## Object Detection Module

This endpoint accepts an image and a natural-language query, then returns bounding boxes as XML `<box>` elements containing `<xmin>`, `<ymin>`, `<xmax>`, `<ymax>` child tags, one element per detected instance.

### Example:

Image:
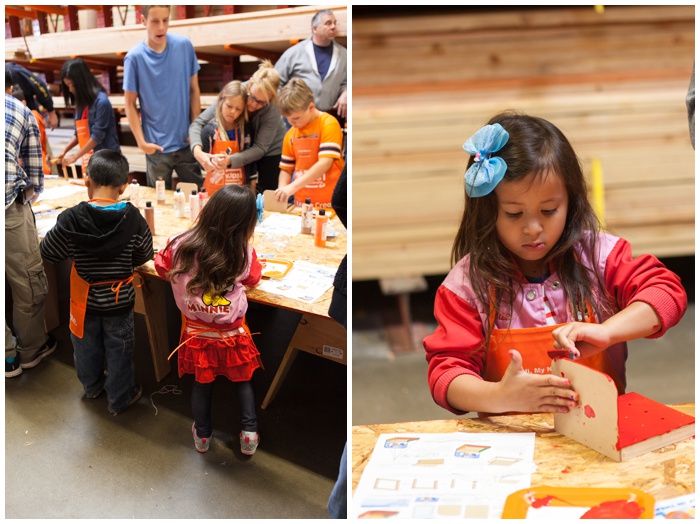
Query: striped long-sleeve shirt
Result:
<box><xmin>5</xmin><ymin>94</ymin><xmax>43</xmax><ymax>208</ymax></box>
<box><xmin>40</xmin><ymin>201</ymin><xmax>154</xmax><ymax>316</ymax></box>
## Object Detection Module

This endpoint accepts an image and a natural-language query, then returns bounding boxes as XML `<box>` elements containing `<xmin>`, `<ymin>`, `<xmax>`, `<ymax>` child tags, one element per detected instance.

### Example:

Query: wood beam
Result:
<box><xmin>24</xmin><ymin>5</ymin><xmax>67</xmax><ymax>16</ymax></box>
<box><xmin>7</xmin><ymin>16</ymin><xmax>23</xmax><ymax>38</ymax></box>
<box><xmin>194</xmin><ymin>51</ymin><xmax>234</xmax><ymax>66</ymax></box>
<box><xmin>36</xmin><ymin>11</ymin><xmax>49</xmax><ymax>34</ymax></box>
<box><xmin>98</xmin><ymin>6</ymin><xmax>114</xmax><ymax>28</ymax></box>
<box><xmin>71</xmin><ymin>55</ymin><xmax>124</xmax><ymax>69</ymax></box>
<box><xmin>64</xmin><ymin>5</ymin><xmax>79</xmax><ymax>31</ymax></box>
<box><xmin>223</xmin><ymin>44</ymin><xmax>280</xmax><ymax>62</ymax></box>
<box><xmin>5</xmin><ymin>7</ymin><xmax>37</xmax><ymax>19</ymax></box>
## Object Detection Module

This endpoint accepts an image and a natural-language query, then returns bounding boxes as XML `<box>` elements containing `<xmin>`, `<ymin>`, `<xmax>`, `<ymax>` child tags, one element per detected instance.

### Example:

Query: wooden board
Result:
<box><xmin>552</xmin><ymin>358</ymin><xmax>696</xmax><ymax>462</ymax></box>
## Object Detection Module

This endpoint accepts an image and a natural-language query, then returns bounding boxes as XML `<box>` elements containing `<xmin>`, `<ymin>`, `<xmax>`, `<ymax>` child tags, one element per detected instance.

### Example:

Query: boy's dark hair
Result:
<box><xmin>12</xmin><ymin>84</ymin><xmax>25</xmax><ymax>102</ymax></box>
<box><xmin>5</xmin><ymin>67</ymin><xmax>13</xmax><ymax>90</ymax></box>
<box><xmin>86</xmin><ymin>149</ymin><xmax>130</xmax><ymax>187</ymax></box>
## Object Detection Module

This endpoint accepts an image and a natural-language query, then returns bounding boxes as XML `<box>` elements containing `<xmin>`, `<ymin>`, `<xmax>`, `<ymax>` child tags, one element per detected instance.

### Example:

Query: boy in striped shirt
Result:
<box><xmin>40</xmin><ymin>150</ymin><xmax>154</xmax><ymax>415</ymax></box>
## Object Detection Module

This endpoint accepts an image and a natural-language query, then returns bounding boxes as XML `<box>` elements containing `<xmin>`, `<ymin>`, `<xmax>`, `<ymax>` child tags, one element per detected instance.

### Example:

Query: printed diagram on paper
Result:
<box><xmin>353</xmin><ymin>432</ymin><xmax>536</xmax><ymax>519</ymax></box>
<box><xmin>256</xmin><ymin>260</ymin><xmax>336</xmax><ymax>303</ymax></box>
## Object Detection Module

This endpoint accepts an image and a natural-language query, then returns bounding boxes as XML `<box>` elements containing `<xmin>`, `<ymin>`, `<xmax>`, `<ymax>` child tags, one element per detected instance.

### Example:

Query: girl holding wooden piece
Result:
<box><xmin>424</xmin><ymin>111</ymin><xmax>687</xmax><ymax>416</ymax></box>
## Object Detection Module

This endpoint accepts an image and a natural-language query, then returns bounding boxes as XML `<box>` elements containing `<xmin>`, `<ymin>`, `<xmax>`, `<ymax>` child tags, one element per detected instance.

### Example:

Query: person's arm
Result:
<box><xmin>426</xmin><ymin>284</ymin><xmax>575</xmax><ymax>415</ymax></box>
<box><xmin>189</xmin><ymin>104</ymin><xmax>218</xmax><ymax>171</ymax></box>
<box><xmin>189</xmin><ymin>73</ymin><xmax>201</xmax><ymax>123</ymax></box>
<box><xmin>58</xmin><ymin>136</ymin><xmax>80</xmax><ymax>161</ymax></box>
<box><xmin>21</xmin><ymin>113</ymin><xmax>44</xmax><ymax>193</ymax></box>
<box><xmin>25</xmin><ymin>71</ymin><xmax>58</xmax><ymax>129</ymax></box>
<box><xmin>274</xmin><ymin>157</ymin><xmax>333</xmax><ymax>203</ymax></box>
<box><xmin>124</xmin><ymin>90</ymin><xmax>163</xmax><ymax>155</ymax></box>
<box><xmin>62</xmin><ymin>138</ymin><xmax>97</xmax><ymax>167</ymax></box>
<box><xmin>552</xmin><ymin>236</ymin><xmax>687</xmax><ymax>357</ymax></box>
<box><xmin>227</xmin><ymin>106</ymin><xmax>284</xmax><ymax>168</ymax></box>
<box><xmin>242</xmin><ymin>248</ymin><xmax>262</xmax><ymax>287</ymax></box>
<box><xmin>332</xmin><ymin>89</ymin><xmax>347</xmax><ymax>119</ymax></box>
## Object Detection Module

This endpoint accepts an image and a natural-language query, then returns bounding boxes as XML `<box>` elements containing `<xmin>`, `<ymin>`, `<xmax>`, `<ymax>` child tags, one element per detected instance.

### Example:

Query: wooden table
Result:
<box><xmin>352</xmin><ymin>404</ymin><xmax>695</xmax><ymax>502</ymax></box>
<box><xmin>36</xmin><ymin>177</ymin><xmax>347</xmax><ymax>408</ymax></box>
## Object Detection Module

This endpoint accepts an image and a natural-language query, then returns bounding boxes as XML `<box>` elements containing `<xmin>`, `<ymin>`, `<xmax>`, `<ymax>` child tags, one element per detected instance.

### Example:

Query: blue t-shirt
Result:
<box><xmin>123</xmin><ymin>34</ymin><xmax>200</xmax><ymax>153</ymax></box>
<box><xmin>312</xmin><ymin>42</ymin><xmax>333</xmax><ymax>81</ymax></box>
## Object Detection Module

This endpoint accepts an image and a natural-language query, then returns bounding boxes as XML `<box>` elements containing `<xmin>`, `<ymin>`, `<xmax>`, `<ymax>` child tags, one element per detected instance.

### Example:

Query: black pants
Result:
<box><xmin>192</xmin><ymin>378</ymin><xmax>257</xmax><ymax>437</ymax></box>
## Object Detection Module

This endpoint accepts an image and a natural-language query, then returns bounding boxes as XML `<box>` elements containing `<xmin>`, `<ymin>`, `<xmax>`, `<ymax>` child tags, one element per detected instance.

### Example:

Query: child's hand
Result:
<box><xmin>497</xmin><ymin>349</ymin><xmax>578</xmax><ymax>413</ymax></box>
<box><xmin>551</xmin><ymin>322</ymin><xmax>611</xmax><ymax>359</ymax></box>
<box><xmin>61</xmin><ymin>152</ymin><xmax>78</xmax><ymax>167</ymax></box>
<box><xmin>274</xmin><ymin>186</ymin><xmax>291</xmax><ymax>203</ymax></box>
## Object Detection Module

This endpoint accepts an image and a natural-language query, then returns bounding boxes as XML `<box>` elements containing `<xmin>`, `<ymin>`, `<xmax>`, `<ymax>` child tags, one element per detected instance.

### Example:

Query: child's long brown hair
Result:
<box><xmin>452</xmin><ymin>110</ymin><xmax>611</xmax><ymax>339</ymax></box>
<box><xmin>167</xmin><ymin>184</ymin><xmax>257</xmax><ymax>296</ymax></box>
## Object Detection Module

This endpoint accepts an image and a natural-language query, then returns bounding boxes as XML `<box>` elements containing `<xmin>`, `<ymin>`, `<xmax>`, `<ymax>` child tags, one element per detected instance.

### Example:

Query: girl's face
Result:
<box><xmin>494</xmin><ymin>171</ymin><xmax>569</xmax><ymax>277</ymax></box>
<box><xmin>63</xmin><ymin>77</ymin><xmax>75</xmax><ymax>94</ymax></box>
<box><xmin>221</xmin><ymin>95</ymin><xmax>245</xmax><ymax>127</ymax></box>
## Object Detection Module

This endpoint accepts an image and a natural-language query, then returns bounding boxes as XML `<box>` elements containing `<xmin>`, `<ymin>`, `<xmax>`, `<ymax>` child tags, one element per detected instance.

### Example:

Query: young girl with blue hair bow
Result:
<box><xmin>424</xmin><ymin>110</ymin><xmax>687</xmax><ymax>416</ymax></box>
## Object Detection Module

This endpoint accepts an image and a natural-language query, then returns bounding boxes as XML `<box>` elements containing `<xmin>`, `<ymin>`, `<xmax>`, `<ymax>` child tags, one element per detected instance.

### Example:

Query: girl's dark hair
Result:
<box><xmin>167</xmin><ymin>184</ymin><xmax>258</xmax><ymax>297</ymax></box>
<box><xmin>452</xmin><ymin>110</ymin><xmax>610</xmax><ymax>338</ymax></box>
<box><xmin>60</xmin><ymin>58</ymin><xmax>105</xmax><ymax>110</ymax></box>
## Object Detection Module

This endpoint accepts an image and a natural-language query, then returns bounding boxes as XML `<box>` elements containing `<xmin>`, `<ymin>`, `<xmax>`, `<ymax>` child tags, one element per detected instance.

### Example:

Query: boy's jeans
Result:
<box><xmin>70</xmin><ymin>311</ymin><xmax>137</xmax><ymax>413</ymax></box>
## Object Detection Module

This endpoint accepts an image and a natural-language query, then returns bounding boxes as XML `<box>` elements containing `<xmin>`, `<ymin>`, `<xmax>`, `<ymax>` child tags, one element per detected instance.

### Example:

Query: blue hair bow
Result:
<box><xmin>462</xmin><ymin>123</ymin><xmax>509</xmax><ymax>197</ymax></box>
<box><xmin>256</xmin><ymin>193</ymin><xmax>264</xmax><ymax>223</ymax></box>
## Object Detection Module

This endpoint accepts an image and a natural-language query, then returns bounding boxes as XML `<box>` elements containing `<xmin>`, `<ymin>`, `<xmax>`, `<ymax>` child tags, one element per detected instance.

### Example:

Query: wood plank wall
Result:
<box><xmin>352</xmin><ymin>6</ymin><xmax>695</xmax><ymax>281</ymax></box>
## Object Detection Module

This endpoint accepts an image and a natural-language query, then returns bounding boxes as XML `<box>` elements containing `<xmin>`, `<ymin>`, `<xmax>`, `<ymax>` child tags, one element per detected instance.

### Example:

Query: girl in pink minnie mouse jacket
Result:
<box><xmin>424</xmin><ymin>110</ymin><xmax>687</xmax><ymax>417</ymax></box>
<box><xmin>155</xmin><ymin>184</ymin><xmax>262</xmax><ymax>456</ymax></box>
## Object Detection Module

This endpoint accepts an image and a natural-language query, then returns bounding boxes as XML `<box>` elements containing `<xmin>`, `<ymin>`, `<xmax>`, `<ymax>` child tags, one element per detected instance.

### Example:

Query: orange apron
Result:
<box><xmin>30</xmin><ymin>109</ymin><xmax>51</xmax><ymax>175</ymax></box>
<box><xmin>68</xmin><ymin>198</ymin><xmax>136</xmax><ymax>338</ymax></box>
<box><xmin>291</xmin><ymin>135</ymin><xmax>341</xmax><ymax>208</ymax></box>
<box><xmin>482</xmin><ymin>293</ymin><xmax>625</xmax><ymax>395</ymax></box>
<box><xmin>75</xmin><ymin>107</ymin><xmax>93</xmax><ymax>170</ymax></box>
<box><xmin>203</xmin><ymin>130</ymin><xmax>245</xmax><ymax>196</ymax></box>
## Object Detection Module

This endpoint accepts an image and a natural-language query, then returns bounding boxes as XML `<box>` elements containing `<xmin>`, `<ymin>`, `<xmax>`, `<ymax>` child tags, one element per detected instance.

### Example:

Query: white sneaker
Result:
<box><xmin>240</xmin><ymin>430</ymin><xmax>259</xmax><ymax>455</ymax></box>
<box><xmin>192</xmin><ymin>423</ymin><xmax>210</xmax><ymax>453</ymax></box>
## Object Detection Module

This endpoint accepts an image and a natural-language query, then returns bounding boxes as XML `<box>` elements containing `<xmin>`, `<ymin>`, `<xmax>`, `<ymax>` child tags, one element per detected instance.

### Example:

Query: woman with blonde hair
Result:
<box><xmin>190</xmin><ymin>60</ymin><xmax>286</xmax><ymax>192</ymax></box>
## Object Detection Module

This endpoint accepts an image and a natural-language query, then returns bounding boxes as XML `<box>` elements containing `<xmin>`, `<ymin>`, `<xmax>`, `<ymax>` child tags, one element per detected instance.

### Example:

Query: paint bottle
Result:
<box><xmin>173</xmin><ymin>188</ymin><xmax>185</xmax><ymax>218</ymax></box>
<box><xmin>301</xmin><ymin>198</ymin><xmax>313</xmax><ymax>234</ymax></box>
<box><xmin>189</xmin><ymin>189</ymin><xmax>200</xmax><ymax>221</ymax></box>
<box><xmin>144</xmin><ymin>201</ymin><xmax>156</xmax><ymax>236</ymax></box>
<box><xmin>314</xmin><ymin>209</ymin><xmax>328</xmax><ymax>248</ymax></box>
<box><xmin>129</xmin><ymin>179</ymin><xmax>140</xmax><ymax>208</ymax></box>
<box><xmin>198</xmin><ymin>186</ymin><xmax>209</xmax><ymax>208</ymax></box>
<box><xmin>155</xmin><ymin>177</ymin><xmax>166</xmax><ymax>205</ymax></box>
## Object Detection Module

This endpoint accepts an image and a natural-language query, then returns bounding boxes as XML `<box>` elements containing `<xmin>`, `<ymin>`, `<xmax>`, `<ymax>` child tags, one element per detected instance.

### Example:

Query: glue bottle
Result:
<box><xmin>129</xmin><ymin>179</ymin><xmax>140</xmax><ymax>208</ymax></box>
<box><xmin>189</xmin><ymin>189</ymin><xmax>200</xmax><ymax>221</ymax></box>
<box><xmin>173</xmin><ymin>187</ymin><xmax>185</xmax><ymax>218</ymax></box>
<box><xmin>301</xmin><ymin>197</ymin><xmax>313</xmax><ymax>234</ymax></box>
<box><xmin>198</xmin><ymin>186</ymin><xmax>209</xmax><ymax>208</ymax></box>
<box><xmin>155</xmin><ymin>177</ymin><xmax>166</xmax><ymax>205</ymax></box>
<box><xmin>144</xmin><ymin>201</ymin><xmax>156</xmax><ymax>236</ymax></box>
<box><xmin>314</xmin><ymin>209</ymin><xmax>328</xmax><ymax>248</ymax></box>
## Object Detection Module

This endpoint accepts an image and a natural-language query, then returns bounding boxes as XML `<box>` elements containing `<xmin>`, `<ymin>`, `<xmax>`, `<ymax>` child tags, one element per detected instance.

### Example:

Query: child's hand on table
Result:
<box><xmin>274</xmin><ymin>185</ymin><xmax>292</xmax><ymax>203</ymax></box>
<box><xmin>552</xmin><ymin>322</ymin><xmax>611</xmax><ymax>360</ymax></box>
<box><xmin>497</xmin><ymin>349</ymin><xmax>579</xmax><ymax>413</ymax></box>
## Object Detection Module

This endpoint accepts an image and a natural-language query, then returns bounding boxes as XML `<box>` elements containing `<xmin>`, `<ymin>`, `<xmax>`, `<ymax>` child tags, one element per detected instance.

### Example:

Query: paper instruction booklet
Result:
<box><xmin>352</xmin><ymin>432</ymin><xmax>536</xmax><ymax>519</ymax></box>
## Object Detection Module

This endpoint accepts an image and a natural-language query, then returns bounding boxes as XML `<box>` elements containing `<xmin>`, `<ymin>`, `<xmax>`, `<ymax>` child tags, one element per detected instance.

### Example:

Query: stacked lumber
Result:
<box><xmin>353</xmin><ymin>6</ymin><xmax>695</xmax><ymax>281</ymax></box>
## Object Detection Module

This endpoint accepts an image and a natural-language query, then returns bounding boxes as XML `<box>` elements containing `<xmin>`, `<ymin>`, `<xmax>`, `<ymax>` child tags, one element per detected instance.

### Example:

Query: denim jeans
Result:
<box><xmin>192</xmin><ymin>378</ymin><xmax>257</xmax><ymax>437</ymax></box>
<box><xmin>70</xmin><ymin>311</ymin><xmax>137</xmax><ymax>413</ymax></box>
<box><xmin>145</xmin><ymin>147</ymin><xmax>203</xmax><ymax>189</ymax></box>
<box><xmin>327</xmin><ymin>443</ymin><xmax>347</xmax><ymax>518</ymax></box>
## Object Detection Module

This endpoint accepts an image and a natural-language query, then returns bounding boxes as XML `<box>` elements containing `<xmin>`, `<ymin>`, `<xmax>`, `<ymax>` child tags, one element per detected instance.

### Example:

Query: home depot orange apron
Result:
<box><xmin>203</xmin><ymin>131</ymin><xmax>245</xmax><ymax>196</ymax></box>
<box><xmin>482</xmin><ymin>296</ymin><xmax>625</xmax><ymax>395</ymax></box>
<box><xmin>68</xmin><ymin>199</ymin><xmax>136</xmax><ymax>339</ymax></box>
<box><xmin>291</xmin><ymin>135</ymin><xmax>341</xmax><ymax>208</ymax></box>
<box><xmin>75</xmin><ymin>107</ymin><xmax>93</xmax><ymax>169</ymax></box>
<box><xmin>30</xmin><ymin>109</ymin><xmax>51</xmax><ymax>175</ymax></box>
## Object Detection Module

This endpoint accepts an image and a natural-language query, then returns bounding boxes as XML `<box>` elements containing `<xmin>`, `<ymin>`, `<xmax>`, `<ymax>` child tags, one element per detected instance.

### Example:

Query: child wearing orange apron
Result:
<box><xmin>40</xmin><ymin>151</ymin><xmax>154</xmax><ymax>415</ymax></box>
<box><xmin>424</xmin><ymin>112</ymin><xmax>687</xmax><ymax>416</ymax></box>
<box><xmin>276</xmin><ymin>78</ymin><xmax>344</xmax><ymax>208</ymax></box>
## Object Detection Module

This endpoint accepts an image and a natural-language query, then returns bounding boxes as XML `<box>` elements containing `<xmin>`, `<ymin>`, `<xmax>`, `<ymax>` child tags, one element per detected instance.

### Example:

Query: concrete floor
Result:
<box><xmin>352</xmin><ymin>257</ymin><xmax>695</xmax><ymax>426</ymax></box>
<box><xmin>6</xmin><ymin>300</ymin><xmax>347</xmax><ymax>519</ymax></box>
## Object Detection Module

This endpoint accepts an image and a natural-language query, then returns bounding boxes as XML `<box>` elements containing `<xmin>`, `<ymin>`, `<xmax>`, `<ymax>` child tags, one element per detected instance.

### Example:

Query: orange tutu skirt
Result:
<box><xmin>178</xmin><ymin>332</ymin><xmax>262</xmax><ymax>384</ymax></box>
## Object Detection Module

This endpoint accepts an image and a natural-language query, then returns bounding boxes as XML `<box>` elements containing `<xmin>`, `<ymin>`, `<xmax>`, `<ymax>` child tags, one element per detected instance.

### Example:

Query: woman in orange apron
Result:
<box><xmin>200</xmin><ymin>81</ymin><xmax>255</xmax><ymax>195</ymax></box>
<box><xmin>57</xmin><ymin>58</ymin><xmax>120</xmax><ymax>173</ymax></box>
<box><xmin>424</xmin><ymin>112</ymin><xmax>687</xmax><ymax>416</ymax></box>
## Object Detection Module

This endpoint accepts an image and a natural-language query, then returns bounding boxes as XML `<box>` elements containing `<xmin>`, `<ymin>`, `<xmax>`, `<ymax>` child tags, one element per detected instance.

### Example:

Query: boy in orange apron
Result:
<box><xmin>275</xmin><ymin>78</ymin><xmax>344</xmax><ymax>208</ymax></box>
<box><xmin>40</xmin><ymin>150</ymin><xmax>154</xmax><ymax>415</ymax></box>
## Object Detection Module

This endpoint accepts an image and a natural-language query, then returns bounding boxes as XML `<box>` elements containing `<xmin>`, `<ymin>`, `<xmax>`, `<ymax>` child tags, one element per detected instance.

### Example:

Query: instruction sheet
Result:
<box><xmin>256</xmin><ymin>260</ymin><xmax>336</xmax><ymax>303</ymax></box>
<box><xmin>353</xmin><ymin>432</ymin><xmax>536</xmax><ymax>519</ymax></box>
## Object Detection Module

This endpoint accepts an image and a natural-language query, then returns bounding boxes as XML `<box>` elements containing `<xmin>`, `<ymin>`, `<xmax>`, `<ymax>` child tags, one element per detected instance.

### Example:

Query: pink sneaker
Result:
<box><xmin>240</xmin><ymin>430</ymin><xmax>259</xmax><ymax>455</ymax></box>
<box><xmin>192</xmin><ymin>423</ymin><xmax>210</xmax><ymax>453</ymax></box>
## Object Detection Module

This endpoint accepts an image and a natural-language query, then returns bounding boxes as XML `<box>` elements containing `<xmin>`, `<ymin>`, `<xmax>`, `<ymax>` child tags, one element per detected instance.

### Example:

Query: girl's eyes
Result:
<box><xmin>504</xmin><ymin>208</ymin><xmax>557</xmax><ymax>219</ymax></box>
